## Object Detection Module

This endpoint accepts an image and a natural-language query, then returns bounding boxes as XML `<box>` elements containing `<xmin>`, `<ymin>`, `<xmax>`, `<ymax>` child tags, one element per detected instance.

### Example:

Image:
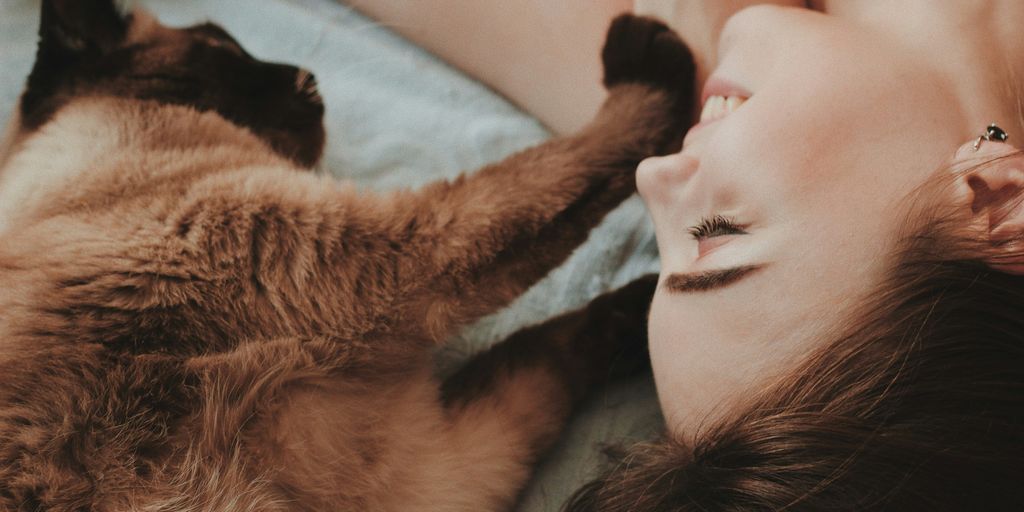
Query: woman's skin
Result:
<box><xmin>354</xmin><ymin>1</ymin><xmax>1024</xmax><ymax>437</ymax></box>
<box><xmin>642</xmin><ymin>1</ymin><xmax>1024</xmax><ymax>435</ymax></box>
<box><xmin>347</xmin><ymin>0</ymin><xmax>804</xmax><ymax>133</ymax></box>
<box><xmin>346</xmin><ymin>0</ymin><xmax>631</xmax><ymax>134</ymax></box>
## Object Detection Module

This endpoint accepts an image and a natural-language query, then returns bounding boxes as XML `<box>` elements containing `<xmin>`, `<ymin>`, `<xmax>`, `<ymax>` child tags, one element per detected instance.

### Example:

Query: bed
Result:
<box><xmin>0</xmin><ymin>1</ymin><xmax>664</xmax><ymax>509</ymax></box>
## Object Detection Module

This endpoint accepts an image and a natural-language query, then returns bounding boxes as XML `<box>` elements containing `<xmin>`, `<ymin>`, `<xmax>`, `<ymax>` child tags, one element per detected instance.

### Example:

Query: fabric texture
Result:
<box><xmin>0</xmin><ymin>1</ymin><xmax>664</xmax><ymax>509</ymax></box>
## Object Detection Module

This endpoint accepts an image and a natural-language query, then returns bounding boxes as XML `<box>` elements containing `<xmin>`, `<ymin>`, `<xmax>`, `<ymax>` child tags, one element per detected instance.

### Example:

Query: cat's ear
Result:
<box><xmin>952</xmin><ymin>142</ymin><xmax>1024</xmax><ymax>275</ymax></box>
<box><xmin>38</xmin><ymin>0</ymin><xmax>129</xmax><ymax>55</ymax></box>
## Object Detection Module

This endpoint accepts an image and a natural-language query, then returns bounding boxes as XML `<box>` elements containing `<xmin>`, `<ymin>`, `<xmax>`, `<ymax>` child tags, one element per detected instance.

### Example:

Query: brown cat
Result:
<box><xmin>0</xmin><ymin>1</ymin><xmax>695</xmax><ymax>510</ymax></box>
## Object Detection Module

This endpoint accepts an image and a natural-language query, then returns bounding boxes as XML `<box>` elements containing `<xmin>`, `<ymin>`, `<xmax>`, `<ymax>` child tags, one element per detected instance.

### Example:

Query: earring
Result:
<box><xmin>972</xmin><ymin>123</ymin><xmax>1009</xmax><ymax>151</ymax></box>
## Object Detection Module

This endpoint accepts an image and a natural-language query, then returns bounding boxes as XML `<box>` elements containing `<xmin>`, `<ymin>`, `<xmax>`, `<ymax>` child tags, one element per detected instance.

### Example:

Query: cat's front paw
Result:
<box><xmin>602</xmin><ymin>14</ymin><xmax>695</xmax><ymax>96</ymax></box>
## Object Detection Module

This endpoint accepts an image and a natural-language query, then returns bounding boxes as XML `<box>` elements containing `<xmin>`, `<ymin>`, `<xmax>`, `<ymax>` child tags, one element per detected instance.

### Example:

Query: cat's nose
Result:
<box><xmin>295</xmin><ymin>68</ymin><xmax>321</xmax><ymax>102</ymax></box>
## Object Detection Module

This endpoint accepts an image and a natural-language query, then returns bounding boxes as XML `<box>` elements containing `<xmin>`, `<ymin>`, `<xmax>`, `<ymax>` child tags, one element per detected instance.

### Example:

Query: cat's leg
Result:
<box><xmin>395</xmin><ymin>15</ymin><xmax>696</xmax><ymax>342</ymax></box>
<box><xmin>424</xmin><ymin>275</ymin><xmax>658</xmax><ymax>511</ymax></box>
<box><xmin>177</xmin><ymin>269</ymin><xmax>649</xmax><ymax>512</ymax></box>
<box><xmin>24</xmin><ymin>17</ymin><xmax>690</xmax><ymax>356</ymax></box>
<box><xmin>176</xmin><ymin>275</ymin><xmax>651</xmax><ymax>510</ymax></box>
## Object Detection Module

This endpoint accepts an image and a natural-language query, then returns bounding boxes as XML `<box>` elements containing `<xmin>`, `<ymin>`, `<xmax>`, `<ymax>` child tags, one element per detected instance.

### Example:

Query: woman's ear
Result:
<box><xmin>954</xmin><ymin>146</ymin><xmax>1024</xmax><ymax>274</ymax></box>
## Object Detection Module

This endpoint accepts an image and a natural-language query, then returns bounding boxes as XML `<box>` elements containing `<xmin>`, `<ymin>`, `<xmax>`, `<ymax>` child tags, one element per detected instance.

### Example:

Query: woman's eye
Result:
<box><xmin>688</xmin><ymin>215</ymin><xmax>746</xmax><ymax>240</ymax></box>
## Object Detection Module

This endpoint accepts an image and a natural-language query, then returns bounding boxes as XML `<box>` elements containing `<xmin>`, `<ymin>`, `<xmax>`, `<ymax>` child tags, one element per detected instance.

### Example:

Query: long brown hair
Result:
<box><xmin>565</xmin><ymin>164</ymin><xmax>1024</xmax><ymax>511</ymax></box>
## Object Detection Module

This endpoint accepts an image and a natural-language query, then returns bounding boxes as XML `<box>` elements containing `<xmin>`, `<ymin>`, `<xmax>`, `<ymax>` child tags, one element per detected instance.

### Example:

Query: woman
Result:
<box><xmin>357</xmin><ymin>1</ymin><xmax>1024</xmax><ymax>509</ymax></box>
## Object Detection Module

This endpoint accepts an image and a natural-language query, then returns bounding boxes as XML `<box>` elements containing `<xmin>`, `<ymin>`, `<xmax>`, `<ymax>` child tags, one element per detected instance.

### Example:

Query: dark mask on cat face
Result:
<box><xmin>20</xmin><ymin>0</ymin><xmax>326</xmax><ymax>167</ymax></box>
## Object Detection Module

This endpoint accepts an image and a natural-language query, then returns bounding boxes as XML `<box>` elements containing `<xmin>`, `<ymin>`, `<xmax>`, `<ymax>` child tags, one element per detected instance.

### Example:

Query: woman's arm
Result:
<box><xmin>346</xmin><ymin>0</ymin><xmax>807</xmax><ymax>135</ymax></box>
<box><xmin>346</xmin><ymin>0</ymin><xmax>631</xmax><ymax>135</ymax></box>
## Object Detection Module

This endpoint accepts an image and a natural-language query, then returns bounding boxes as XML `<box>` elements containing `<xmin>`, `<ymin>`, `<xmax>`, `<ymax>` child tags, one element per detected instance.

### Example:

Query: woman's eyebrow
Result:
<box><xmin>663</xmin><ymin>265</ymin><xmax>764</xmax><ymax>293</ymax></box>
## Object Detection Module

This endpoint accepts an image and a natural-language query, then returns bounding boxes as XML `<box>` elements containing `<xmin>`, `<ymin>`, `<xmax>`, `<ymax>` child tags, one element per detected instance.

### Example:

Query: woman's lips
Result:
<box><xmin>701</xmin><ymin>75</ymin><xmax>752</xmax><ymax>105</ymax></box>
<box><xmin>686</xmin><ymin>76</ymin><xmax>753</xmax><ymax>146</ymax></box>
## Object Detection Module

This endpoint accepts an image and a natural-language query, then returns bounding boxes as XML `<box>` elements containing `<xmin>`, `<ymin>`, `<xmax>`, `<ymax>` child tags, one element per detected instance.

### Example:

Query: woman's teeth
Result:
<box><xmin>700</xmin><ymin>95</ymin><xmax>747</xmax><ymax>123</ymax></box>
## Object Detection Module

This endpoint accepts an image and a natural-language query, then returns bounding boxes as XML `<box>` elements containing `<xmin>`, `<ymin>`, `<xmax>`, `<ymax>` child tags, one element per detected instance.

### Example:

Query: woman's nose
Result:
<box><xmin>637</xmin><ymin>151</ymin><xmax>699</xmax><ymax>202</ymax></box>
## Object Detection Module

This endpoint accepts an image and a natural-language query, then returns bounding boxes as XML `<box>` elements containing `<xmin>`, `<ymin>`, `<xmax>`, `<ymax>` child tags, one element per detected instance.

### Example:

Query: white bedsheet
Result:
<box><xmin>0</xmin><ymin>1</ymin><xmax>664</xmax><ymax>509</ymax></box>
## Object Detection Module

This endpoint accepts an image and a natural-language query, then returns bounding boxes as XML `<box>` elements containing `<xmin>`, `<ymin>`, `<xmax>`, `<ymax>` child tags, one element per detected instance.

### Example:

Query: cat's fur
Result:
<box><xmin>0</xmin><ymin>1</ymin><xmax>695</xmax><ymax>510</ymax></box>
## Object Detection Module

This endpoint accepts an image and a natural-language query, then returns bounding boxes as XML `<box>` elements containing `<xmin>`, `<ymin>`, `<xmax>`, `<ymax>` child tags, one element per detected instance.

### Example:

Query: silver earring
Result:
<box><xmin>972</xmin><ymin>123</ymin><xmax>1009</xmax><ymax>151</ymax></box>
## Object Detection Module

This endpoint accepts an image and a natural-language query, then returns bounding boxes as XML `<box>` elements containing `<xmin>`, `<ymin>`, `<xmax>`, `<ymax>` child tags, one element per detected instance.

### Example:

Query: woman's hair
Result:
<box><xmin>565</xmin><ymin>160</ymin><xmax>1024</xmax><ymax>511</ymax></box>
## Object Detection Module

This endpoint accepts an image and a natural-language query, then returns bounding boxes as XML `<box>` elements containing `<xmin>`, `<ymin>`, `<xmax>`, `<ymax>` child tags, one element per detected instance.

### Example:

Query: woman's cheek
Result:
<box><xmin>647</xmin><ymin>295</ymin><xmax>685</xmax><ymax>424</ymax></box>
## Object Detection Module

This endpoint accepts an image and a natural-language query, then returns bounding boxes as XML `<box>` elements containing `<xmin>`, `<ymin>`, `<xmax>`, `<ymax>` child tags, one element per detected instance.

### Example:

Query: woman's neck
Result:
<box><xmin>822</xmin><ymin>1</ymin><xmax>1024</xmax><ymax>143</ymax></box>
<box><xmin>890</xmin><ymin>1</ymin><xmax>1024</xmax><ymax>142</ymax></box>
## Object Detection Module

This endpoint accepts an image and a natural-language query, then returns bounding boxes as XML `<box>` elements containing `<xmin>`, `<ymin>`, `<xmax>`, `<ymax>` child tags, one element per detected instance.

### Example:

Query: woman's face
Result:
<box><xmin>641</xmin><ymin>2</ymin><xmax>1023</xmax><ymax>435</ymax></box>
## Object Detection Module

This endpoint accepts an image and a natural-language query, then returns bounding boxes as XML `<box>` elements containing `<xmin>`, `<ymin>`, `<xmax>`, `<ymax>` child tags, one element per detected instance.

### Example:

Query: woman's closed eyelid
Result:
<box><xmin>688</xmin><ymin>215</ymin><xmax>747</xmax><ymax>240</ymax></box>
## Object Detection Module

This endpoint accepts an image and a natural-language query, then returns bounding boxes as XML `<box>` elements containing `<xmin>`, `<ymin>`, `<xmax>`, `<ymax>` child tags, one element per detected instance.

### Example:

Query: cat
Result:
<box><xmin>0</xmin><ymin>1</ymin><xmax>695</xmax><ymax>510</ymax></box>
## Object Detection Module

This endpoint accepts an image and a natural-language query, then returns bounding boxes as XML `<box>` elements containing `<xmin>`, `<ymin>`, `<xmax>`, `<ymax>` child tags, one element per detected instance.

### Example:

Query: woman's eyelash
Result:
<box><xmin>688</xmin><ymin>215</ymin><xmax>746</xmax><ymax>240</ymax></box>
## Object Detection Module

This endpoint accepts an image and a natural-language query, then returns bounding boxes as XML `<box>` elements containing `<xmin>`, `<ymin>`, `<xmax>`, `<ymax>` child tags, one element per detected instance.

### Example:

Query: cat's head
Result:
<box><xmin>17</xmin><ymin>0</ymin><xmax>326</xmax><ymax>167</ymax></box>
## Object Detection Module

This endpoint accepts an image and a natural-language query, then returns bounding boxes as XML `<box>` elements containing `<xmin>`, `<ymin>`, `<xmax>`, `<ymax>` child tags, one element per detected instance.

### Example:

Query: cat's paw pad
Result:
<box><xmin>602</xmin><ymin>14</ymin><xmax>695</xmax><ymax>93</ymax></box>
